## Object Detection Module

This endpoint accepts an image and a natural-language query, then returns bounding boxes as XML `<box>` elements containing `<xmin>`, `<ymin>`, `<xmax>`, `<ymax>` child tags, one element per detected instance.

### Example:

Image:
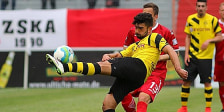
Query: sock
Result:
<box><xmin>219</xmin><ymin>86</ymin><xmax>224</xmax><ymax>110</ymax></box>
<box><xmin>136</xmin><ymin>101</ymin><xmax>147</xmax><ymax>112</ymax></box>
<box><xmin>122</xmin><ymin>93</ymin><xmax>136</xmax><ymax>112</ymax></box>
<box><xmin>204</xmin><ymin>86</ymin><xmax>213</xmax><ymax>108</ymax></box>
<box><xmin>104</xmin><ymin>109</ymin><xmax>115</xmax><ymax>112</ymax></box>
<box><xmin>63</xmin><ymin>62</ymin><xmax>101</xmax><ymax>75</ymax></box>
<box><xmin>180</xmin><ymin>85</ymin><xmax>190</xmax><ymax>106</ymax></box>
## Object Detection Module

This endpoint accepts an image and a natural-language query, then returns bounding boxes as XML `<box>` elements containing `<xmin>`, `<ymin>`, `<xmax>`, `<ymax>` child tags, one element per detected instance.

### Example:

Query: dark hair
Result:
<box><xmin>143</xmin><ymin>3</ymin><xmax>159</xmax><ymax>16</ymax></box>
<box><xmin>196</xmin><ymin>0</ymin><xmax>207</xmax><ymax>5</ymax></box>
<box><xmin>197</xmin><ymin>0</ymin><xmax>207</xmax><ymax>2</ymax></box>
<box><xmin>132</xmin><ymin>13</ymin><xmax>153</xmax><ymax>27</ymax></box>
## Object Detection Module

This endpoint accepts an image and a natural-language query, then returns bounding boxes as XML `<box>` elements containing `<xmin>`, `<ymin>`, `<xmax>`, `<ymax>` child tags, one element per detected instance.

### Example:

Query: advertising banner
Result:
<box><xmin>0</xmin><ymin>9</ymin><xmax>67</xmax><ymax>51</ymax></box>
<box><xmin>0</xmin><ymin>51</ymin><xmax>117</xmax><ymax>88</ymax></box>
<box><xmin>1</xmin><ymin>50</ymin><xmax>184</xmax><ymax>88</ymax></box>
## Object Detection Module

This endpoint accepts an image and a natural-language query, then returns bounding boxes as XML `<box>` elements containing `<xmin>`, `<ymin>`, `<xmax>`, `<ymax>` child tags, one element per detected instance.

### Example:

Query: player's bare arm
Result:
<box><xmin>201</xmin><ymin>32</ymin><xmax>223</xmax><ymax>50</ymax></box>
<box><xmin>102</xmin><ymin>52</ymin><xmax>122</xmax><ymax>61</ymax></box>
<box><xmin>184</xmin><ymin>34</ymin><xmax>191</xmax><ymax>66</ymax></box>
<box><xmin>159</xmin><ymin>51</ymin><xmax>179</xmax><ymax>61</ymax></box>
<box><xmin>162</xmin><ymin>45</ymin><xmax>188</xmax><ymax>79</ymax></box>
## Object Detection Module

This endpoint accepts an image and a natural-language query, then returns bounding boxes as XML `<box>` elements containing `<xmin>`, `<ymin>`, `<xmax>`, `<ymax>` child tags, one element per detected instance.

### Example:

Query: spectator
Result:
<box><xmin>1</xmin><ymin>0</ymin><xmax>16</xmax><ymax>10</ymax></box>
<box><xmin>41</xmin><ymin>0</ymin><xmax>56</xmax><ymax>9</ymax></box>
<box><xmin>106</xmin><ymin>0</ymin><xmax>119</xmax><ymax>8</ymax></box>
<box><xmin>87</xmin><ymin>0</ymin><xmax>97</xmax><ymax>9</ymax></box>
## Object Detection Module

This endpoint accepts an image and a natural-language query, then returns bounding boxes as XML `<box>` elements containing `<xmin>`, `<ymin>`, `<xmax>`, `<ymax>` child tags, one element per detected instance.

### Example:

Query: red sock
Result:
<box><xmin>137</xmin><ymin>101</ymin><xmax>147</xmax><ymax>112</ymax></box>
<box><xmin>219</xmin><ymin>86</ymin><xmax>224</xmax><ymax>110</ymax></box>
<box><xmin>122</xmin><ymin>93</ymin><xmax>136</xmax><ymax>112</ymax></box>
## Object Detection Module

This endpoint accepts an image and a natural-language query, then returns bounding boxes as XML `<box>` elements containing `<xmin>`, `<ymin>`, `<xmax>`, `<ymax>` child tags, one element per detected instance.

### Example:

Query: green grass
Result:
<box><xmin>0</xmin><ymin>87</ymin><xmax>221</xmax><ymax>112</ymax></box>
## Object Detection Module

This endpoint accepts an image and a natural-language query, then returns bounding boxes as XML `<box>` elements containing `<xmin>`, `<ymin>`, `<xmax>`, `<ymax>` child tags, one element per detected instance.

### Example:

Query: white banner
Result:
<box><xmin>0</xmin><ymin>9</ymin><xmax>67</xmax><ymax>51</ymax></box>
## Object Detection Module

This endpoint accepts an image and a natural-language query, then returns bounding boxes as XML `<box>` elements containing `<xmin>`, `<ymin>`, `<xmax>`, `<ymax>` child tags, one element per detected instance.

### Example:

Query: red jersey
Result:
<box><xmin>215</xmin><ymin>19</ymin><xmax>224</xmax><ymax>62</ymax></box>
<box><xmin>123</xmin><ymin>23</ymin><xmax>179</xmax><ymax>79</ymax></box>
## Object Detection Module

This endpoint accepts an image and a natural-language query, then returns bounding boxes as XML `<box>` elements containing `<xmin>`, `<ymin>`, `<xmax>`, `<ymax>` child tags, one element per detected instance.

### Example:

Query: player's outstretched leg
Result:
<box><xmin>46</xmin><ymin>54</ymin><xmax>64</xmax><ymax>74</ymax></box>
<box><xmin>46</xmin><ymin>54</ymin><xmax>102</xmax><ymax>76</ymax></box>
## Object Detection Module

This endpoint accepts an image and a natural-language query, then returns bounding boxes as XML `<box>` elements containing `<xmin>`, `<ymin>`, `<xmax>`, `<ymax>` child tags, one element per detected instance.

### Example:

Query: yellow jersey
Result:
<box><xmin>120</xmin><ymin>33</ymin><xmax>168</xmax><ymax>80</ymax></box>
<box><xmin>184</xmin><ymin>13</ymin><xmax>222</xmax><ymax>59</ymax></box>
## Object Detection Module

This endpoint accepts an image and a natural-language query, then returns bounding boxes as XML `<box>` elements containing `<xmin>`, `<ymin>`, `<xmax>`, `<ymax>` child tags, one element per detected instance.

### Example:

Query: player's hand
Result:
<box><xmin>176</xmin><ymin>68</ymin><xmax>188</xmax><ymax>79</ymax></box>
<box><xmin>201</xmin><ymin>40</ymin><xmax>210</xmax><ymax>51</ymax></box>
<box><xmin>184</xmin><ymin>55</ymin><xmax>190</xmax><ymax>66</ymax></box>
<box><xmin>102</xmin><ymin>54</ymin><xmax>111</xmax><ymax>61</ymax></box>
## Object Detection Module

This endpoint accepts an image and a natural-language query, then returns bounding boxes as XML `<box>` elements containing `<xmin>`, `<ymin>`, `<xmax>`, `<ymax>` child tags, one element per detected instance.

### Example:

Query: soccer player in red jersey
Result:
<box><xmin>121</xmin><ymin>3</ymin><xmax>179</xmax><ymax>112</ymax></box>
<box><xmin>214</xmin><ymin>2</ymin><xmax>224</xmax><ymax>112</ymax></box>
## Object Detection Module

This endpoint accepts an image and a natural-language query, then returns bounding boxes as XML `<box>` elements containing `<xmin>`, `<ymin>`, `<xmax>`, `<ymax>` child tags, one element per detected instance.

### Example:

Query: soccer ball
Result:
<box><xmin>53</xmin><ymin>45</ymin><xmax>74</xmax><ymax>64</ymax></box>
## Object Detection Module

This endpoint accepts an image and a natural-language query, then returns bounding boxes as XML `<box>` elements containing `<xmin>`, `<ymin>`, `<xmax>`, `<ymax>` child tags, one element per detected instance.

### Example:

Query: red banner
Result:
<box><xmin>67</xmin><ymin>9</ymin><xmax>142</xmax><ymax>47</ymax></box>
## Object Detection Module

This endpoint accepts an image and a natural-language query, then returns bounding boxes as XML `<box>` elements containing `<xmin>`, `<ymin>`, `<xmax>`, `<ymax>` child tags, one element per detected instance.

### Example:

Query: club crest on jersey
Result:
<box><xmin>137</xmin><ymin>44</ymin><xmax>145</xmax><ymax>49</ymax></box>
<box><xmin>133</xmin><ymin>44</ymin><xmax>145</xmax><ymax>52</ymax></box>
<box><xmin>170</xmin><ymin>30</ymin><xmax>174</xmax><ymax>35</ymax></box>
<box><xmin>172</xmin><ymin>38</ymin><xmax>178</xmax><ymax>45</ymax></box>
<box><xmin>190</xmin><ymin>27</ymin><xmax>193</xmax><ymax>32</ymax></box>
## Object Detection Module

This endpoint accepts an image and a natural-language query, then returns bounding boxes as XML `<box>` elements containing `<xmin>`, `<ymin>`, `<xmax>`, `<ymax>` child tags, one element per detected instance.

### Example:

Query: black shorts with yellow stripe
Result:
<box><xmin>108</xmin><ymin>57</ymin><xmax>147</xmax><ymax>104</ymax></box>
<box><xmin>184</xmin><ymin>58</ymin><xmax>212</xmax><ymax>83</ymax></box>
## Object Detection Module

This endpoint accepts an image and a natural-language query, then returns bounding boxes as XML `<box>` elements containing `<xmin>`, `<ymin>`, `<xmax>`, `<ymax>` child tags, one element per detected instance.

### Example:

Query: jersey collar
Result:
<box><xmin>152</xmin><ymin>22</ymin><xmax>158</xmax><ymax>31</ymax></box>
<box><xmin>219</xmin><ymin>19</ymin><xmax>224</xmax><ymax>26</ymax></box>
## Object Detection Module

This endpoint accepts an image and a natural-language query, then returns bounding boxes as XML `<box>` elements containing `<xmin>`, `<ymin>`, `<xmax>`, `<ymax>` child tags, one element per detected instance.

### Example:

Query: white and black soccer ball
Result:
<box><xmin>53</xmin><ymin>45</ymin><xmax>74</xmax><ymax>64</ymax></box>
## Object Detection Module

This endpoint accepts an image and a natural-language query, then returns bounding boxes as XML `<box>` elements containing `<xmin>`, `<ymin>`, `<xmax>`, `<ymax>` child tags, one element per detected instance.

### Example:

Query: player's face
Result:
<box><xmin>219</xmin><ymin>5</ymin><xmax>224</xmax><ymax>20</ymax></box>
<box><xmin>196</xmin><ymin>2</ymin><xmax>207</xmax><ymax>18</ymax></box>
<box><xmin>135</xmin><ymin>23</ymin><xmax>151</xmax><ymax>39</ymax></box>
<box><xmin>143</xmin><ymin>8</ymin><xmax>158</xmax><ymax>26</ymax></box>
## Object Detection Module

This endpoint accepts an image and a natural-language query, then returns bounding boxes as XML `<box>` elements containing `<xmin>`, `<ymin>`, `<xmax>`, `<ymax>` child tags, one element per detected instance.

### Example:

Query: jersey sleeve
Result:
<box><xmin>212</xmin><ymin>17</ymin><xmax>222</xmax><ymax>33</ymax></box>
<box><xmin>184</xmin><ymin>16</ymin><xmax>191</xmax><ymax>34</ymax></box>
<box><xmin>164</xmin><ymin>30</ymin><xmax>179</xmax><ymax>50</ymax></box>
<box><xmin>120</xmin><ymin>43</ymin><xmax>136</xmax><ymax>57</ymax></box>
<box><xmin>158</xmin><ymin>36</ymin><xmax>168</xmax><ymax>51</ymax></box>
<box><xmin>150</xmin><ymin>33</ymin><xmax>168</xmax><ymax>51</ymax></box>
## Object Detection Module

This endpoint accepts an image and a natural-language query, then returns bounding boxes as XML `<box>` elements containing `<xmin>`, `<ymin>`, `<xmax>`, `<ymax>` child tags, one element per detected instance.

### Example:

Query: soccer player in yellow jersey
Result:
<box><xmin>177</xmin><ymin>0</ymin><xmax>223</xmax><ymax>112</ymax></box>
<box><xmin>46</xmin><ymin>13</ymin><xmax>188</xmax><ymax>112</ymax></box>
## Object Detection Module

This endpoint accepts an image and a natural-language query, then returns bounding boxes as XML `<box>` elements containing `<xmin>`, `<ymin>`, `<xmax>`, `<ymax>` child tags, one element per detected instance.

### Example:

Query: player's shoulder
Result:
<box><xmin>129</xmin><ymin>26</ymin><xmax>135</xmax><ymax>31</ymax></box>
<box><xmin>187</xmin><ymin>13</ymin><xmax>197</xmax><ymax>19</ymax></box>
<box><xmin>206</xmin><ymin>13</ymin><xmax>219</xmax><ymax>21</ymax></box>
<box><xmin>157</xmin><ymin>24</ymin><xmax>170</xmax><ymax>31</ymax></box>
<box><xmin>151</xmin><ymin>33</ymin><xmax>163</xmax><ymax>39</ymax></box>
<box><xmin>189</xmin><ymin>13</ymin><xmax>197</xmax><ymax>17</ymax></box>
<box><xmin>157</xmin><ymin>24</ymin><xmax>174</xmax><ymax>35</ymax></box>
<box><xmin>126</xmin><ymin>26</ymin><xmax>136</xmax><ymax>35</ymax></box>
<box><xmin>205</xmin><ymin>13</ymin><xmax>216</xmax><ymax>18</ymax></box>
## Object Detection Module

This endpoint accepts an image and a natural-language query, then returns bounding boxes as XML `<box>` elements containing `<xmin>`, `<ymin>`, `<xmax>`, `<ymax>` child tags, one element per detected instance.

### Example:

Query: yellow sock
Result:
<box><xmin>204</xmin><ymin>86</ymin><xmax>213</xmax><ymax>107</ymax></box>
<box><xmin>180</xmin><ymin>85</ymin><xmax>190</xmax><ymax>106</ymax></box>
<box><xmin>67</xmin><ymin>62</ymin><xmax>101</xmax><ymax>75</ymax></box>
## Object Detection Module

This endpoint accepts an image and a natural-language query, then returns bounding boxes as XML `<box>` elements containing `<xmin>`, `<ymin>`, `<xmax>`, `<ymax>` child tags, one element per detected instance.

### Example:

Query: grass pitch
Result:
<box><xmin>0</xmin><ymin>87</ymin><xmax>221</xmax><ymax>112</ymax></box>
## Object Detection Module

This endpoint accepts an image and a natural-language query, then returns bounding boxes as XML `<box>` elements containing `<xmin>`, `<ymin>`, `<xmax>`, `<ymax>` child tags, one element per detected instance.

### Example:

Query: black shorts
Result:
<box><xmin>108</xmin><ymin>57</ymin><xmax>147</xmax><ymax>104</ymax></box>
<box><xmin>185</xmin><ymin>58</ymin><xmax>212</xmax><ymax>83</ymax></box>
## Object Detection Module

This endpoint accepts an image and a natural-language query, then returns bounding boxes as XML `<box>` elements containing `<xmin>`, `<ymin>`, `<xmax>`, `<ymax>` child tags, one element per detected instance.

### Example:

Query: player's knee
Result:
<box><xmin>102</xmin><ymin>102</ymin><xmax>107</xmax><ymax>111</ymax></box>
<box><xmin>103</xmin><ymin>109</ymin><xmax>115</xmax><ymax>112</ymax></box>
<box><xmin>102</xmin><ymin>101</ymin><xmax>116</xmax><ymax>111</ymax></box>
<box><xmin>97</xmin><ymin>61</ymin><xmax>112</xmax><ymax>75</ymax></box>
<box><xmin>138</xmin><ymin>92</ymin><xmax>151</xmax><ymax>104</ymax></box>
<box><xmin>102</xmin><ymin>96</ymin><xmax>117</xmax><ymax>111</ymax></box>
